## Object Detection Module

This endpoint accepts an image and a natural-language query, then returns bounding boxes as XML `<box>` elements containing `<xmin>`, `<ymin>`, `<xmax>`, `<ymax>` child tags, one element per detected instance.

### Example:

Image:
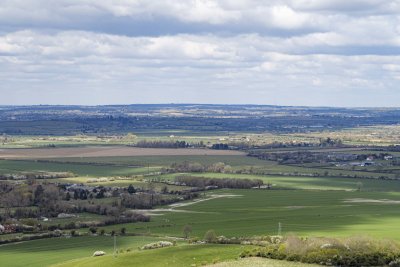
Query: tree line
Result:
<box><xmin>175</xmin><ymin>176</ymin><xmax>263</xmax><ymax>189</ymax></box>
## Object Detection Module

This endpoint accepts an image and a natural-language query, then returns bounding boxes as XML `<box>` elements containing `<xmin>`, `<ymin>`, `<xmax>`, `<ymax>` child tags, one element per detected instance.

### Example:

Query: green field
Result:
<box><xmin>54</xmin><ymin>244</ymin><xmax>249</xmax><ymax>267</ymax></box>
<box><xmin>0</xmin><ymin>159</ymin><xmax>158</xmax><ymax>177</ymax></box>
<box><xmin>0</xmin><ymin>235</ymin><xmax>165</xmax><ymax>267</ymax></box>
<box><xmin>162</xmin><ymin>172</ymin><xmax>400</xmax><ymax>192</ymax></box>
<box><xmin>54</xmin><ymin>245</ymin><xmax>320</xmax><ymax>267</ymax></box>
<box><xmin>95</xmin><ymin>189</ymin><xmax>400</xmax><ymax>240</ymax></box>
<box><xmin>2</xmin><ymin>146</ymin><xmax>400</xmax><ymax>266</ymax></box>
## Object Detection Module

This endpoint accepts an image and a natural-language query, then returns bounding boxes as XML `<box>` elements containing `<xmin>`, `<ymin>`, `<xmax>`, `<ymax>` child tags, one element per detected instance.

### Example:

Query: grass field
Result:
<box><xmin>54</xmin><ymin>244</ymin><xmax>249</xmax><ymax>267</ymax></box>
<box><xmin>15</xmin><ymin>242</ymin><xmax>320</xmax><ymax>267</ymax></box>
<box><xmin>2</xmin><ymin>143</ymin><xmax>400</xmax><ymax>266</ymax></box>
<box><xmin>47</xmin><ymin>155</ymin><xmax>265</xmax><ymax>167</ymax></box>
<box><xmin>96</xmin><ymin>189</ymin><xmax>400</xmax><ymax>240</ymax></box>
<box><xmin>0</xmin><ymin>235</ymin><xmax>166</xmax><ymax>267</ymax></box>
<box><xmin>162</xmin><ymin>172</ymin><xmax>400</xmax><ymax>192</ymax></box>
<box><xmin>0</xmin><ymin>159</ymin><xmax>156</xmax><ymax>177</ymax></box>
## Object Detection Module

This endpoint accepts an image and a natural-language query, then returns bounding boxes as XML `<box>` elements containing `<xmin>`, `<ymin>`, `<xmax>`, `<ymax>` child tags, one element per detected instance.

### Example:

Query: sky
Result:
<box><xmin>0</xmin><ymin>0</ymin><xmax>400</xmax><ymax>107</ymax></box>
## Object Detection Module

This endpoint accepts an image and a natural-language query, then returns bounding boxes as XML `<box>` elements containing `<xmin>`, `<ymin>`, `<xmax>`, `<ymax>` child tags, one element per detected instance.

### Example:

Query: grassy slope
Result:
<box><xmin>53</xmin><ymin>244</ymin><xmax>247</xmax><ymax>267</ymax></box>
<box><xmin>0</xmin><ymin>236</ymin><xmax>164</xmax><ymax>267</ymax></box>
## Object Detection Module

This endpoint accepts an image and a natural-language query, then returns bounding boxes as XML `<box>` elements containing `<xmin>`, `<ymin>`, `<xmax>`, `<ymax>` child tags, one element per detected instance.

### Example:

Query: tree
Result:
<box><xmin>183</xmin><ymin>224</ymin><xmax>192</xmax><ymax>239</ymax></box>
<box><xmin>127</xmin><ymin>184</ymin><xmax>136</xmax><ymax>194</ymax></box>
<box><xmin>161</xmin><ymin>185</ymin><xmax>168</xmax><ymax>194</ymax></box>
<box><xmin>120</xmin><ymin>227</ymin><xmax>126</xmax><ymax>235</ymax></box>
<box><xmin>148</xmin><ymin>182</ymin><xmax>156</xmax><ymax>207</ymax></box>
<box><xmin>79</xmin><ymin>190</ymin><xmax>87</xmax><ymax>200</ymax></box>
<box><xmin>356</xmin><ymin>182</ymin><xmax>363</xmax><ymax>192</ymax></box>
<box><xmin>65</xmin><ymin>192</ymin><xmax>71</xmax><ymax>201</ymax></box>
<box><xmin>89</xmin><ymin>227</ymin><xmax>97</xmax><ymax>234</ymax></box>
<box><xmin>96</xmin><ymin>189</ymin><xmax>105</xmax><ymax>199</ymax></box>
<box><xmin>33</xmin><ymin>185</ymin><xmax>44</xmax><ymax>204</ymax></box>
<box><xmin>204</xmin><ymin>230</ymin><xmax>217</xmax><ymax>243</ymax></box>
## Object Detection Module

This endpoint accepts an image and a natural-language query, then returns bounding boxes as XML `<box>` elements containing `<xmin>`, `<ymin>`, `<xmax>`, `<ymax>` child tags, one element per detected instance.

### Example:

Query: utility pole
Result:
<box><xmin>278</xmin><ymin>222</ymin><xmax>282</xmax><ymax>236</ymax></box>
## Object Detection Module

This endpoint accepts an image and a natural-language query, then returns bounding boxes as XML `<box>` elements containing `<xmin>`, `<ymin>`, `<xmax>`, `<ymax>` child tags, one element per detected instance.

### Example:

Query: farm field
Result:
<box><xmin>2</xmin><ymin>124</ymin><xmax>400</xmax><ymax>148</ymax></box>
<box><xmin>0</xmin><ymin>146</ymin><xmax>244</xmax><ymax>159</ymax></box>
<box><xmin>0</xmin><ymin>235</ymin><xmax>166</xmax><ymax>267</ymax></box>
<box><xmin>45</xmin><ymin>155</ymin><xmax>266</xmax><ymax>167</ymax></box>
<box><xmin>1</xmin><ymin>152</ymin><xmax>398</xmax><ymax>181</ymax></box>
<box><xmin>97</xmin><ymin>189</ymin><xmax>400</xmax><ymax>240</ymax></box>
<box><xmin>162</xmin><ymin>172</ymin><xmax>400</xmax><ymax>191</ymax></box>
<box><xmin>0</xmin><ymin>159</ymin><xmax>155</xmax><ymax>177</ymax></box>
<box><xmin>2</xmin><ymin>143</ymin><xmax>400</xmax><ymax>266</ymax></box>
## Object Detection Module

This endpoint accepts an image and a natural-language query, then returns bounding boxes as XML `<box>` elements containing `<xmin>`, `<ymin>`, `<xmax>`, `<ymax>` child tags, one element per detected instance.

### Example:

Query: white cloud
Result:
<box><xmin>269</xmin><ymin>5</ymin><xmax>310</xmax><ymax>29</ymax></box>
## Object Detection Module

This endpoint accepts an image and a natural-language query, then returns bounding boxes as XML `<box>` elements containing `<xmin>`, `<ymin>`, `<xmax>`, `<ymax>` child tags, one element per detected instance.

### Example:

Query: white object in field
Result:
<box><xmin>93</xmin><ymin>251</ymin><xmax>106</xmax><ymax>257</ymax></box>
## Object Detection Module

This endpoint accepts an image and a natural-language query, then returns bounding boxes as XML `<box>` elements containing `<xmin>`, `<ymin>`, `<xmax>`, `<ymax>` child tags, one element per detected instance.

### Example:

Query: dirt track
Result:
<box><xmin>0</xmin><ymin>146</ymin><xmax>245</xmax><ymax>159</ymax></box>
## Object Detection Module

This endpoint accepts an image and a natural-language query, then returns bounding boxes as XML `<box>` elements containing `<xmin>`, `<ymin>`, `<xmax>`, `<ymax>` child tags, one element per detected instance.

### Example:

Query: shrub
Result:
<box><xmin>141</xmin><ymin>241</ymin><xmax>174</xmax><ymax>250</ymax></box>
<box><xmin>182</xmin><ymin>224</ymin><xmax>192</xmax><ymax>239</ymax></box>
<box><xmin>389</xmin><ymin>259</ymin><xmax>400</xmax><ymax>267</ymax></box>
<box><xmin>120</xmin><ymin>227</ymin><xmax>126</xmax><ymax>235</ymax></box>
<box><xmin>204</xmin><ymin>230</ymin><xmax>217</xmax><ymax>243</ymax></box>
<box><xmin>239</xmin><ymin>235</ymin><xmax>400</xmax><ymax>267</ymax></box>
<box><xmin>89</xmin><ymin>227</ymin><xmax>97</xmax><ymax>234</ymax></box>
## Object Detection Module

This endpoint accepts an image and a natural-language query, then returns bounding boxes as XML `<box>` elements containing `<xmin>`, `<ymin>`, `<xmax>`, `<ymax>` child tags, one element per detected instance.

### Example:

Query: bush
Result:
<box><xmin>141</xmin><ymin>241</ymin><xmax>174</xmax><ymax>250</ymax></box>
<box><xmin>390</xmin><ymin>259</ymin><xmax>400</xmax><ymax>267</ymax></box>
<box><xmin>204</xmin><ymin>230</ymin><xmax>217</xmax><ymax>243</ymax></box>
<box><xmin>182</xmin><ymin>224</ymin><xmax>192</xmax><ymax>239</ymax></box>
<box><xmin>89</xmin><ymin>227</ymin><xmax>97</xmax><ymax>234</ymax></box>
<box><xmin>239</xmin><ymin>235</ymin><xmax>400</xmax><ymax>267</ymax></box>
<box><xmin>120</xmin><ymin>227</ymin><xmax>126</xmax><ymax>235</ymax></box>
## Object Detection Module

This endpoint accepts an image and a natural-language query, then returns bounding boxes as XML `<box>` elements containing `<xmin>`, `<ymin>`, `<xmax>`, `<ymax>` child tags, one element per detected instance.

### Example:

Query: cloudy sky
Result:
<box><xmin>1</xmin><ymin>0</ymin><xmax>400</xmax><ymax>106</ymax></box>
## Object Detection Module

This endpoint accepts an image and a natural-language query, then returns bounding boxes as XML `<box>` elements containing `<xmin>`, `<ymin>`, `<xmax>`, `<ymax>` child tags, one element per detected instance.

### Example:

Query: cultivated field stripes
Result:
<box><xmin>0</xmin><ymin>147</ymin><xmax>245</xmax><ymax>159</ymax></box>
